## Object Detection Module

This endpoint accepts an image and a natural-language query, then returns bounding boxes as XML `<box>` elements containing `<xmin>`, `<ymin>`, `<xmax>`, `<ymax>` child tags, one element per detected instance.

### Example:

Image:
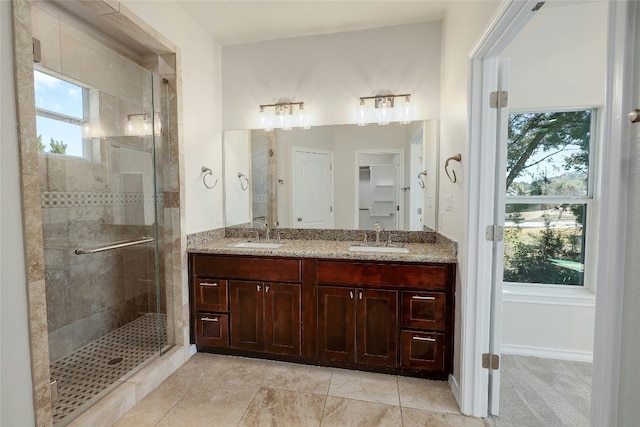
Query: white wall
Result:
<box><xmin>0</xmin><ymin>0</ymin><xmax>37</xmax><ymax>423</ymax></box>
<box><xmin>122</xmin><ymin>0</ymin><xmax>224</xmax><ymax>234</ymax></box>
<box><xmin>439</xmin><ymin>0</ymin><xmax>503</xmax><ymax>385</ymax></box>
<box><xmin>498</xmin><ymin>1</ymin><xmax>608</xmax><ymax>360</ymax></box>
<box><xmin>503</xmin><ymin>2</ymin><xmax>607</xmax><ymax>111</ymax></box>
<box><xmin>223</xmin><ymin>130</ymin><xmax>251</xmax><ymax>226</ymax></box>
<box><xmin>222</xmin><ymin>23</ymin><xmax>441</xmax><ymax>130</ymax></box>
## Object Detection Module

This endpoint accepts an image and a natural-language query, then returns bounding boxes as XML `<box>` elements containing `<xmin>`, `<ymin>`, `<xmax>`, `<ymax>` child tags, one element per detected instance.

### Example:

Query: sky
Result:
<box><xmin>34</xmin><ymin>70</ymin><xmax>85</xmax><ymax>157</ymax></box>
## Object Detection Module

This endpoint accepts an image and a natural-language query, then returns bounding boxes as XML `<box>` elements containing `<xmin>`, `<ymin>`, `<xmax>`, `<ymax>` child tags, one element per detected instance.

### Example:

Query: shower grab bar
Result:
<box><xmin>75</xmin><ymin>237</ymin><xmax>155</xmax><ymax>255</ymax></box>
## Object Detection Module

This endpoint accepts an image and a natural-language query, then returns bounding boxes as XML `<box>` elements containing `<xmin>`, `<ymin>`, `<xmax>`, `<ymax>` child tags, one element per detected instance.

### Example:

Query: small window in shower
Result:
<box><xmin>34</xmin><ymin>69</ymin><xmax>89</xmax><ymax>158</ymax></box>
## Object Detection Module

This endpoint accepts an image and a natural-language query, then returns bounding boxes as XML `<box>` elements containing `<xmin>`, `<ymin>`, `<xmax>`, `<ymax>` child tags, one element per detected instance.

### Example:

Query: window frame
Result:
<box><xmin>34</xmin><ymin>68</ymin><xmax>91</xmax><ymax>161</ymax></box>
<box><xmin>503</xmin><ymin>107</ymin><xmax>600</xmax><ymax>293</ymax></box>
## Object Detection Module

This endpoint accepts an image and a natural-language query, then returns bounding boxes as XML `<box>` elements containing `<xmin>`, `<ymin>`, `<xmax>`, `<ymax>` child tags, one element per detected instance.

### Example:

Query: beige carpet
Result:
<box><xmin>484</xmin><ymin>354</ymin><xmax>592</xmax><ymax>427</ymax></box>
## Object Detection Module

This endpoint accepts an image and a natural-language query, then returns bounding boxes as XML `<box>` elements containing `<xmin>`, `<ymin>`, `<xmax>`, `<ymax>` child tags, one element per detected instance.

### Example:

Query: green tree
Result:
<box><xmin>507</xmin><ymin>111</ymin><xmax>591</xmax><ymax>190</ymax></box>
<box><xmin>49</xmin><ymin>137</ymin><xmax>67</xmax><ymax>154</ymax></box>
<box><xmin>37</xmin><ymin>134</ymin><xmax>45</xmax><ymax>152</ymax></box>
<box><xmin>504</xmin><ymin>215</ymin><xmax>583</xmax><ymax>285</ymax></box>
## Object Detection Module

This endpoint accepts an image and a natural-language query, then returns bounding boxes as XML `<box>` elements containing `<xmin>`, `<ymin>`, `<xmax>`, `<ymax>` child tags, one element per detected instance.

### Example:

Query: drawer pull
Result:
<box><xmin>412</xmin><ymin>296</ymin><xmax>435</xmax><ymax>300</ymax></box>
<box><xmin>200</xmin><ymin>282</ymin><xmax>219</xmax><ymax>287</ymax></box>
<box><xmin>412</xmin><ymin>336</ymin><xmax>436</xmax><ymax>342</ymax></box>
<box><xmin>200</xmin><ymin>317</ymin><xmax>219</xmax><ymax>322</ymax></box>
<box><xmin>349</xmin><ymin>291</ymin><xmax>354</xmax><ymax>299</ymax></box>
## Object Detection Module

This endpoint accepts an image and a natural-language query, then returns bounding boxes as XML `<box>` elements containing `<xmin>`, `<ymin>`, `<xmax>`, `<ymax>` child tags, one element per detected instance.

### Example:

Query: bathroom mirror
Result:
<box><xmin>223</xmin><ymin>120</ymin><xmax>439</xmax><ymax>231</ymax></box>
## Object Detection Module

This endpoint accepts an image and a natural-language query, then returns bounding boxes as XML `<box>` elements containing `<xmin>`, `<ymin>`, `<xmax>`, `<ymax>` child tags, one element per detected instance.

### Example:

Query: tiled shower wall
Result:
<box><xmin>32</xmin><ymin>3</ymin><xmax>166</xmax><ymax>363</ymax></box>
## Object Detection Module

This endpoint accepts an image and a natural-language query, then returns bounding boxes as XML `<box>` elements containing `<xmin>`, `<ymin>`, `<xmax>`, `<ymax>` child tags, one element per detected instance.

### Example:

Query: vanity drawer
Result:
<box><xmin>194</xmin><ymin>279</ymin><xmax>228</xmax><ymax>312</ymax></box>
<box><xmin>401</xmin><ymin>291</ymin><xmax>445</xmax><ymax>331</ymax></box>
<box><xmin>317</xmin><ymin>261</ymin><xmax>448</xmax><ymax>290</ymax></box>
<box><xmin>196</xmin><ymin>312</ymin><xmax>229</xmax><ymax>348</ymax></box>
<box><xmin>192</xmin><ymin>254</ymin><xmax>301</xmax><ymax>282</ymax></box>
<box><xmin>401</xmin><ymin>330</ymin><xmax>445</xmax><ymax>371</ymax></box>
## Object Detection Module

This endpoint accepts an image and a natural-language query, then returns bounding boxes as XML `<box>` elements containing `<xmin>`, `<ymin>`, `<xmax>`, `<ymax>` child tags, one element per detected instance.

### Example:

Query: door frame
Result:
<box><xmin>463</xmin><ymin>0</ymin><xmax>632</xmax><ymax>424</ymax></box>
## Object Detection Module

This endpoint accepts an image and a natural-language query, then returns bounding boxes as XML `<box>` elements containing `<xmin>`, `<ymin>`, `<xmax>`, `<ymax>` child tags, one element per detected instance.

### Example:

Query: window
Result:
<box><xmin>34</xmin><ymin>70</ymin><xmax>89</xmax><ymax>158</ymax></box>
<box><xmin>503</xmin><ymin>110</ymin><xmax>596</xmax><ymax>287</ymax></box>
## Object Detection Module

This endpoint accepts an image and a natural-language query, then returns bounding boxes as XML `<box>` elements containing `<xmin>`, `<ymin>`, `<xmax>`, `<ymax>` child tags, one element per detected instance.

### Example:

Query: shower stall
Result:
<box><xmin>32</xmin><ymin>3</ymin><xmax>175</xmax><ymax>424</ymax></box>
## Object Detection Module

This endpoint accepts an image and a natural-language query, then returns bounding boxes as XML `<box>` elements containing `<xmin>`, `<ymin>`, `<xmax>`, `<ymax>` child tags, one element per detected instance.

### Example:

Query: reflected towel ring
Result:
<box><xmin>417</xmin><ymin>171</ymin><xmax>428</xmax><ymax>189</ymax></box>
<box><xmin>444</xmin><ymin>153</ymin><xmax>462</xmax><ymax>183</ymax></box>
<box><xmin>237</xmin><ymin>172</ymin><xmax>249</xmax><ymax>191</ymax></box>
<box><xmin>201</xmin><ymin>166</ymin><xmax>217</xmax><ymax>189</ymax></box>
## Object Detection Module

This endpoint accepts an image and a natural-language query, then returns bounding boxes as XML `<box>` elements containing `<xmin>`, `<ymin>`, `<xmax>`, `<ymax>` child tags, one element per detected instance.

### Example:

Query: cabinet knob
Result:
<box><xmin>266</xmin><ymin>285</ymin><xmax>270</xmax><ymax>292</ymax></box>
<box><xmin>257</xmin><ymin>285</ymin><xmax>261</xmax><ymax>291</ymax></box>
<box><xmin>629</xmin><ymin>108</ymin><xmax>640</xmax><ymax>123</ymax></box>
<box><xmin>297</xmin><ymin>217</ymin><xmax>303</xmax><ymax>222</ymax></box>
<box><xmin>200</xmin><ymin>317</ymin><xmax>219</xmax><ymax>322</ymax></box>
<box><xmin>359</xmin><ymin>291</ymin><xmax>363</xmax><ymax>300</ymax></box>
<box><xmin>349</xmin><ymin>291</ymin><xmax>354</xmax><ymax>299</ymax></box>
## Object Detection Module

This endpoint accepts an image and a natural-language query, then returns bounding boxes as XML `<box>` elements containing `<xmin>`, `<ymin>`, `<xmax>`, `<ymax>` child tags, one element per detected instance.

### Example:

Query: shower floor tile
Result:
<box><xmin>50</xmin><ymin>313</ymin><xmax>168</xmax><ymax>425</ymax></box>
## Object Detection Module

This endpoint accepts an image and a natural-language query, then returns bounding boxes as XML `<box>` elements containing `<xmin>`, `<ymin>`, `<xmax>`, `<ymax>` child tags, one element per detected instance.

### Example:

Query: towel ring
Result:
<box><xmin>237</xmin><ymin>172</ymin><xmax>249</xmax><ymax>191</ymax></box>
<box><xmin>444</xmin><ymin>153</ymin><xmax>462</xmax><ymax>183</ymax></box>
<box><xmin>417</xmin><ymin>171</ymin><xmax>428</xmax><ymax>189</ymax></box>
<box><xmin>201</xmin><ymin>166</ymin><xmax>217</xmax><ymax>189</ymax></box>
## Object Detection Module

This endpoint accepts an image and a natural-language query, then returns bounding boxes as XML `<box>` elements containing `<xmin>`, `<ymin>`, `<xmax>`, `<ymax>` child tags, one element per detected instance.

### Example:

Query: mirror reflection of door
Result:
<box><xmin>293</xmin><ymin>148</ymin><xmax>334</xmax><ymax>228</ymax></box>
<box><xmin>356</xmin><ymin>151</ymin><xmax>403</xmax><ymax>231</ymax></box>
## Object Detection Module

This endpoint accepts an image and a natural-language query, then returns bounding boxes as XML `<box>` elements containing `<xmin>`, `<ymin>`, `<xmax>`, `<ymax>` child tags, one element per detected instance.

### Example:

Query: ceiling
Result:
<box><xmin>177</xmin><ymin>1</ymin><xmax>449</xmax><ymax>46</ymax></box>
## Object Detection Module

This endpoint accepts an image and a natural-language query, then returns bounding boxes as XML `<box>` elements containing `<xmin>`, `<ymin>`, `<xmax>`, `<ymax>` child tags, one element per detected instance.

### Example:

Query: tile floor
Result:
<box><xmin>51</xmin><ymin>314</ymin><xmax>166</xmax><ymax>424</ymax></box>
<box><xmin>114</xmin><ymin>353</ymin><xmax>484</xmax><ymax>427</ymax></box>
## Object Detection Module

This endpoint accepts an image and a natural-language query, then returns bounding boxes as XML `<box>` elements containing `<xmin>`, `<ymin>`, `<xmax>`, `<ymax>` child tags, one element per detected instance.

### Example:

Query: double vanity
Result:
<box><xmin>188</xmin><ymin>230</ymin><xmax>457</xmax><ymax>380</ymax></box>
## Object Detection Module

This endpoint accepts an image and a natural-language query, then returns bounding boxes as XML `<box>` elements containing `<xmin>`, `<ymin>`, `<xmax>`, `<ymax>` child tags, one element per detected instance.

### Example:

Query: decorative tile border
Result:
<box><xmin>41</xmin><ymin>191</ymin><xmax>164</xmax><ymax>208</ymax></box>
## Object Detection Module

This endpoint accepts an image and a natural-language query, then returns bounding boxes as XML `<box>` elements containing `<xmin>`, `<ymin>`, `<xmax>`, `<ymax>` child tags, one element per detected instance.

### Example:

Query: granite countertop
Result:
<box><xmin>188</xmin><ymin>237</ymin><xmax>457</xmax><ymax>264</ymax></box>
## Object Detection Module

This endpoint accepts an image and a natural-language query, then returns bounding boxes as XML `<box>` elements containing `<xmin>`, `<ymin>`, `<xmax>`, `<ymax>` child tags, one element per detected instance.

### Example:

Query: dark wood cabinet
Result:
<box><xmin>229</xmin><ymin>280</ymin><xmax>301</xmax><ymax>355</ymax></box>
<box><xmin>189</xmin><ymin>252</ymin><xmax>454</xmax><ymax>380</ymax></box>
<box><xmin>357</xmin><ymin>289</ymin><xmax>398</xmax><ymax>367</ymax></box>
<box><xmin>229</xmin><ymin>281</ymin><xmax>264</xmax><ymax>351</ymax></box>
<box><xmin>317</xmin><ymin>286</ymin><xmax>397</xmax><ymax>367</ymax></box>
<box><xmin>195</xmin><ymin>312</ymin><xmax>229</xmax><ymax>348</ymax></box>
<box><xmin>317</xmin><ymin>286</ymin><xmax>355</xmax><ymax>362</ymax></box>
<box><xmin>264</xmin><ymin>282</ymin><xmax>301</xmax><ymax>355</ymax></box>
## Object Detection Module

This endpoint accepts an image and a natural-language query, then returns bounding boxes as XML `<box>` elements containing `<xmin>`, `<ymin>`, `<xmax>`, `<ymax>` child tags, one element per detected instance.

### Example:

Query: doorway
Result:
<box><xmin>464</xmin><ymin>0</ymin><xmax>617</xmax><ymax>424</ymax></box>
<box><xmin>355</xmin><ymin>150</ymin><xmax>403</xmax><ymax>231</ymax></box>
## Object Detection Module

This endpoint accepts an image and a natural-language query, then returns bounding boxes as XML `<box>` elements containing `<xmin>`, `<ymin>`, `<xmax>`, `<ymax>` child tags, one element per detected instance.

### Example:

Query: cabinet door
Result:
<box><xmin>318</xmin><ymin>286</ymin><xmax>355</xmax><ymax>362</ymax></box>
<box><xmin>264</xmin><ymin>283</ymin><xmax>301</xmax><ymax>356</ymax></box>
<box><xmin>401</xmin><ymin>330</ymin><xmax>445</xmax><ymax>371</ymax></box>
<box><xmin>356</xmin><ymin>289</ymin><xmax>398</xmax><ymax>367</ymax></box>
<box><xmin>401</xmin><ymin>291</ymin><xmax>445</xmax><ymax>331</ymax></box>
<box><xmin>195</xmin><ymin>312</ymin><xmax>229</xmax><ymax>348</ymax></box>
<box><xmin>194</xmin><ymin>279</ymin><xmax>228</xmax><ymax>312</ymax></box>
<box><xmin>230</xmin><ymin>281</ymin><xmax>264</xmax><ymax>351</ymax></box>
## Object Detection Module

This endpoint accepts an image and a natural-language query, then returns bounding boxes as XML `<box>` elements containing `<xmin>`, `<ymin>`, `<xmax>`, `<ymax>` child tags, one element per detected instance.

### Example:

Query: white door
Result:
<box><xmin>293</xmin><ymin>149</ymin><xmax>333</xmax><ymax>228</ymax></box>
<box><xmin>488</xmin><ymin>58</ymin><xmax>510</xmax><ymax>416</ymax></box>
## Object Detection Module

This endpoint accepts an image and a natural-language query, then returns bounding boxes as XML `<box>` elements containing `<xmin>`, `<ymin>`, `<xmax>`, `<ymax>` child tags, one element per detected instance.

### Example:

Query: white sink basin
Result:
<box><xmin>349</xmin><ymin>245</ymin><xmax>409</xmax><ymax>254</ymax></box>
<box><xmin>231</xmin><ymin>241</ymin><xmax>283</xmax><ymax>249</ymax></box>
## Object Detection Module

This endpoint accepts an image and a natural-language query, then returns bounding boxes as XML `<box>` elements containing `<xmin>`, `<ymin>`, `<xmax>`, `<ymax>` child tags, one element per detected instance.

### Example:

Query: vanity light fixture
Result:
<box><xmin>357</xmin><ymin>94</ymin><xmax>413</xmax><ymax>126</ymax></box>
<box><xmin>258</xmin><ymin>101</ymin><xmax>310</xmax><ymax>131</ymax></box>
<box><xmin>125</xmin><ymin>113</ymin><xmax>159</xmax><ymax>135</ymax></box>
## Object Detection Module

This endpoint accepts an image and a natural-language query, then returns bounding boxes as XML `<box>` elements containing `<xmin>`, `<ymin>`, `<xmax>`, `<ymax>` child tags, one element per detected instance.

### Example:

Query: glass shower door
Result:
<box><xmin>34</xmin><ymin>21</ymin><xmax>173</xmax><ymax>423</ymax></box>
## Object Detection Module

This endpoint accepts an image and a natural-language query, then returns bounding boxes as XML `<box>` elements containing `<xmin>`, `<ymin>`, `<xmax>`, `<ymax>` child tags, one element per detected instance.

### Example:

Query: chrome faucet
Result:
<box><xmin>262</xmin><ymin>223</ymin><xmax>270</xmax><ymax>241</ymax></box>
<box><xmin>374</xmin><ymin>222</ymin><xmax>381</xmax><ymax>245</ymax></box>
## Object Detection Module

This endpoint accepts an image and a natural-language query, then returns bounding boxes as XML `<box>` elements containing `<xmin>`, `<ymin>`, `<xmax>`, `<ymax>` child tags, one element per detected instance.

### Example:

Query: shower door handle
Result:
<box><xmin>75</xmin><ymin>237</ymin><xmax>155</xmax><ymax>254</ymax></box>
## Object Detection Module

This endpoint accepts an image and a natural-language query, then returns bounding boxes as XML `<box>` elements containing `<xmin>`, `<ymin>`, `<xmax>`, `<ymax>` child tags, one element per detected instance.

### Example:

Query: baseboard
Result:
<box><xmin>501</xmin><ymin>344</ymin><xmax>592</xmax><ymax>362</ymax></box>
<box><xmin>448</xmin><ymin>374</ymin><xmax>461</xmax><ymax>408</ymax></box>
